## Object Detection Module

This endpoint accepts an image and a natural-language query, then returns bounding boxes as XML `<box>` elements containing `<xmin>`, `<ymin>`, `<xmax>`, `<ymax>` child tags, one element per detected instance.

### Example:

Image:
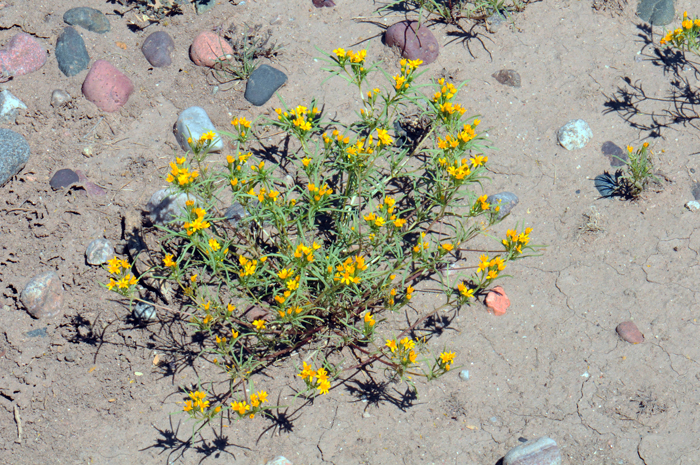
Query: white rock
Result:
<box><xmin>265</xmin><ymin>457</ymin><xmax>292</xmax><ymax>465</ymax></box>
<box><xmin>86</xmin><ymin>238</ymin><xmax>114</xmax><ymax>265</ymax></box>
<box><xmin>0</xmin><ymin>89</ymin><xmax>26</xmax><ymax>124</ymax></box>
<box><xmin>174</xmin><ymin>106</ymin><xmax>223</xmax><ymax>152</ymax></box>
<box><xmin>459</xmin><ymin>369</ymin><xmax>470</xmax><ymax>381</ymax></box>
<box><xmin>146</xmin><ymin>188</ymin><xmax>197</xmax><ymax>225</ymax></box>
<box><xmin>557</xmin><ymin>119</ymin><xmax>592</xmax><ymax>150</ymax></box>
<box><xmin>686</xmin><ymin>200</ymin><xmax>700</xmax><ymax>211</ymax></box>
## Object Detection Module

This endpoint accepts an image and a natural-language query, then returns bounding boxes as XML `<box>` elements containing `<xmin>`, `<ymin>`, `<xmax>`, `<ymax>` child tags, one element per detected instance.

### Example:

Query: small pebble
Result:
<box><xmin>384</xmin><ymin>21</ymin><xmax>439</xmax><ymax>65</ymax></box>
<box><xmin>20</xmin><ymin>271</ymin><xmax>64</xmax><ymax>319</ymax></box>
<box><xmin>134</xmin><ymin>301</ymin><xmax>157</xmax><ymax>321</ymax></box>
<box><xmin>485</xmin><ymin>286</ymin><xmax>510</xmax><ymax>316</ymax></box>
<box><xmin>55</xmin><ymin>27</ymin><xmax>90</xmax><ymax>77</ymax></box>
<box><xmin>265</xmin><ymin>457</ymin><xmax>293</xmax><ymax>465</ymax></box>
<box><xmin>486</xmin><ymin>192</ymin><xmax>519</xmax><ymax>220</ymax></box>
<box><xmin>244</xmin><ymin>64</ymin><xmax>288</xmax><ymax>106</ymax></box>
<box><xmin>147</xmin><ymin>188</ymin><xmax>197</xmax><ymax>225</ymax></box>
<box><xmin>189</xmin><ymin>31</ymin><xmax>233</xmax><ymax>68</ymax></box>
<box><xmin>86</xmin><ymin>238</ymin><xmax>114</xmax><ymax>265</ymax></box>
<box><xmin>0</xmin><ymin>128</ymin><xmax>30</xmax><ymax>187</ymax></box>
<box><xmin>312</xmin><ymin>0</ymin><xmax>335</xmax><ymax>7</ymax></box>
<box><xmin>557</xmin><ymin>119</ymin><xmax>592</xmax><ymax>150</ymax></box>
<box><xmin>25</xmin><ymin>327</ymin><xmax>48</xmax><ymax>338</ymax></box>
<box><xmin>486</xmin><ymin>11</ymin><xmax>507</xmax><ymax>33</ymax></box>
<box><xmin>691</xmin><ymin>182</ymin><xmax>700</xmax><ymax>201</ymax></box>
<box><xmin>0</xmin><ymin>32</ymin><xmax>48</xmax><ymax>77</ymax></box>
<box><xmin>459</xmin><ymin>369</ymin><xmax>469</xmax><ymax>381</ymax></box>
<box><xmin>195</xmin><ymin>0</ymin><xmax>216</xmax><ymax>14</ymax></box>
<box><xmin>503</xmin><ymin>436</ymin><xmax>562</xmax><ymax>465</ymax></box>
<box><xmin>51</xmin><ymin>89</ymin><xmax>71</xmax><ymax>107</ymax></box>
<box><xmin>0</xmin><ymin>89</ymin><xmax>26</xmax><ymax>124</ymax></box>
<box><xmin>50</xmin><ymin>168</ymin><xmax>79</xmax><ymax>190</ymax></box>
<box><xmin>686</xmin><ymin>200</ymin><xmax>700</xmax><ymax>212</ymax></box>
<box><xmin>141</xmin><ymin>31</ymin><xmax>175</xmax><ymax>68</ymax></box>
<box><xmin>63</xmin><ymin>7</ymin><xmax>111</xmax><ymax>34</ymax></box>
<box><xmin>64</xmin><ymin>351</ymin><xmax>77</xmax><ymax>362</ymax></box>
<box><xmin>82</xmin><ymin>60</ymin><xmax>134</xmax><ymax>112</ymax></box>
<box><xmin>601</xmin><ymin>141</ymin><xmax>627</xmax><ymax>167</ymax></box>
<box><xmin>492</xmin><ymin>69</ymin><xmax>521</xmax><ymax>88</ymax></box>
<box><xmin>174</xmin><ymin>106</ymin><xmax>223</xmax><ymax>151</ymax></box>
<box><xmin>616</xmin><ymin>321</ymin><xmax>644</xmax><ymax>344</ymax></box>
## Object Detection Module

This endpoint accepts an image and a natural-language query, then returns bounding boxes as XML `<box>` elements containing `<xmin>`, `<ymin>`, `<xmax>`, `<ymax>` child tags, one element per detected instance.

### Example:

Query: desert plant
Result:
<box><xmin>660</xmin><ymin>11</ymin><xmax>700</xmax><ymax>55</ymax></box>
<box><xmin>619</xmin><ymin>143</ymin><xmax>658</xmax><ymax>198</ymax></box>
<box><xmin>213</xmin><ymin>24</ymin><xmax>281</xmax><ymax>83</ymax></box>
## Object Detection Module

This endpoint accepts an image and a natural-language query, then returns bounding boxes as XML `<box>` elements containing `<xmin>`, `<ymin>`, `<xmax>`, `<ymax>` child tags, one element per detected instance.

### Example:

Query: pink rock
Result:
<box><xmin>385</xmin><ymin>21</ymin><xmax>440</xmax><ymax>65</ymax></box>
<box><xmin>0</xmin><ymin>32</ymin><xmax>47</xmax><ymax>77</ymax></box>
<box><xmin>189</xmin><ymin>31</ymin><xmax>233</xmax><ymax>67</ymax></box>
<box><xmin>81</xmin><ymin>60</ymin><xmax>134</xmax><ymax>112</ymax></box>
<box><xmin>485</xmin><ymin>286</ymin><xmax>510</xmax><ymax>316</ymax></box>
<box><xmin>616</xmin><ymin>321</ymin><xmax>644</xmax><ymax>344</ymax></box>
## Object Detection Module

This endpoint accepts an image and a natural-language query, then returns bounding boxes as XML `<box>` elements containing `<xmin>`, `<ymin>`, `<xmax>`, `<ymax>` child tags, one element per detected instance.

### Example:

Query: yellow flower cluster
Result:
<box><xmin>163</xmin><ymin>254</ymin><xmax>176</xmax><ymax>268</ymax></box>
<box><xmin>385</xmin><ymin>337</ymin><xmax>417</xmax><ymax>365</ymax></box>
<box><xmin>437</xmin><ymin>121</ymin><xmax>480</xmax><ymax>150</ymax></box>
<box><xmin>333</xmin><ymin>255</ymin><xmax>368</xmax><ymax>285</ymax></box>
<box><xmin>231</xmin><ymin>116</ymin><xmax>251</xmax><ymax>135</ymax></box>
<box><xmin>457</xmin><ymin>282</ymin><xmax>474</xmax><ymax>299</ymax></box>
<box><xmin>477</xmin><ymin>254</ymin><xmax>506</xmax><ymax>280</ymax></box>
<box><xmin>167</xmin><ymin>157</ymin><xmax>199</xmax><ymax>186</ymax></box>
<box><xmin>439</xmin><ymin>351</ymin><xmax>455</xmax><ymax>371</ymax></box>
<box><xmin>433</xmin><ymin>78</ymin><xmax>456</xmax><ymax>102</ymax></box>
<box><xmin>308</xmin><ymin>182</ymin><xmax>333</xmax><ymax>201</ymax></box>
<box><xmin>238</xmin><ymin>255</ymin><xmax>258</xmax><ymax>278</ymax></box>
<box><xmin>363</xmin><ymin>196</ymin><xmax>405</xmax><ymax>229</ymax></box>
<box><xmin>247</xmin><ymin>186</ymin><xmax>280</xmax><ymax>203</ymax></box>
<box><xmin>297</xmin><ymin>361</ymin><xmax>331</xmax><ymax>395</ymax></box>
<box><xmin>183</xmin><ymin>391</ymin><xmax>209</xmax><ymax>413</ymax></box>
<box><xmin>412</xmin><ymin>232</ymin><xmax>430</xmax><ymax>253</ymax></box>
<box><xmin>275</xmin><ymin>106</ymin><xmax>319</xmax><ymax>133</ymax></box>
<box><xmin>106</xmin><ymin>256</ymin><xmax>138</xmax><ymax>291</ymax></box>
<box><xmin>184</xmin><ymin>208</ymin><xmax>211</xmax><ymax>236</ymax></box>
<box><xmin>363</xmin><ymin>312</ymin><xmax>375</xmax><ymax>327</ymax></box>
<box><xmin>446</xmin><ymin>158</ymin><xmax>472</xmax><ymax>181</ymax></box>
<box><xmin>231</xmin><ymin>390</ymin><xmax>268</xmax><ymax>419</ymax></box>
<box><xmin>376</xmin><ymin>128</ymin><xmax>393</xmax><ymax>147</ymax></box>
<box><xmin>323</xmin><ymin>129</ymin><xmax>351</xmax><ymax>147</ymax></box>
<box><xmin>393</xmin><ymin>58</ymin><xmax>422</xmax><ymax>90</ymax></box>
<box><xmin>294</xmin><ymin>242</ymin><xmax>321</xmax><ymax>263</ymax></box>
<box><xmin>502</xmin><ymin>227</ymin><xmax>533</xmax><ymax>255</ymax></box>
<box><xmin>333</xmin><ymin>48</ymin><xmax>367</xmax><ymax>64</ymax></box>
<box><xmin>660</xmin><ymin>12</ymin><xmax>700</xmax><ymax>46</ymax></box>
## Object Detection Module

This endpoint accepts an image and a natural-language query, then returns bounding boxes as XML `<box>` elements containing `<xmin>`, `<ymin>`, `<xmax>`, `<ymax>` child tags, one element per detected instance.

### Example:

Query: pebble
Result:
<box><xmin>224</xmin><ymin>202</ymin><xmax>250</xmax><ymax>226</ymax></box>
<box><xmin>63</xmin><ymin>7</ymin><xmax>111</xmax><ymax>34</ymax></box>
<box><xmin>82</xmin><ymin>60</ymin><xmax>134</xmax><ymax>112</ymax></box>
<box><xmin>492</xmin><ymin>69</ymin><xmax>521</xmax><ymax>88</ymax></box>
<box><xmin>55</xmin><ymin>27</ymin><xmax>90</xmax><ymax>77</ymax></box>
<box><xmin>244</xmin><ymin>64</ymin><xmax>288</xmax><ymax>106</ymax></box>
<box><xmin>685</xmin><ymin>200</ymin><xmax>700</xmax><ymax>212</ymax></box>
<box><xmin>189</xmin><ymin>31</ymin><xmax>233</xmax><ymax>68</ymax></box>
<box><xmin>616</xmin><ymin>321</ymin><xmax>644</xmax><ymax>344</ymax></box>
<box><xmin>486</xmin><ymin>192</ymin><xmax>518</xmax><ymax>220</ymax></box>
<box><xmin>503</xmin><ymin>437</ymin><xmax>562</xmax><ymax>465</ymax></box>
<box><xmin>594</xmin><ymin>172</ymin><xmax>620</xmax><ymax>198</ymax></box>
<box><xmin>486</xmin><ymin>11</ymin><xmax>507</xmax><ymax>33</ymax></box>
<box><xmin>0</xmin><ymin>89</ymin><xmax>26</xmax><ymax>124</ymax></box>
<box><xmin>85</xmin><ymin>238</ymin><xmax>114</xmax><ymax>265</ymax></box>
<box><xmin>313</xmin><ymin>0</ymin><xmax>336</xmax><ymax>7</ymax></box>
<box><xmin>174</xmin><ymin>106</ymin><xmax>223</xmax><ymax>152</ymax></box>
<box><xmin>141</xmin><ymin>31</ymin><xmax>175</xmax><ymax>68</ymax></box>
<box><xmin>20</xmin><ymin>271</ymin><xmax>64</xmax><ymax>319</ymax></box>
<box><xmin>0</xmin><ymin>128</ymin><xmax>30</xmax><ymax>187</ymax></box>
<box><xmin>601</xmin><ymin>141</ymin><xmax>627</xmax><ymax>167</ymax></box>
<box><xmin>459</xmin><ymin>369</ymin><xmax>469</xmax><ymax>381</ymax></box>
<box><xmin>50</xmin><ymin>168</ymin><xmax>79</xmax><ymax>190</ymax></box>
<box><xmin>51</xmin><ymin>89</ymin><xmax>71</xmax><ymax>107</ymax></box>
<box><xmin>25</xmin><ymin>327</ymin><xmax>48</xmax><ymax>338</ymax></box>
<box><xmin>147</xmin><ymin>188</ymin><xmax>197</xmax><ymax>225</ymax></box>
<box><xmin>691</xmin><ymin>182</ymin><xmax>700</xmax><ymax>201</ymax></box>
<box><xmin>195</xmin><ymin>0</ymin><xmax>216</xmax><ymax>14</ymax></box>
<box><xmin>384</xmin><ymin>21</ymin><xmax>439</xmax><ymax>65</ymax></box>
<box><xmin>557</xmin><ymin>119</ymin><xmax>592</xmax><ymax>150</ymax></box>
<box><xmin>485</xmin><ymin>286</ymin><xmax>510</xmax><ymax>316</ymax></box>
<box><xmin>0</xmin><ymin>32</ymin><xmax>48</xmax><ymax>77</ymax></box>
<box><xmin>265</xmin><ymin>457</ymin><xmax>293</xmax><ymax>465</ymax></box>
<box><xmin>637</xmin><ymin>0</ymin><xmax>674</xmax><ymax>26</ymax></box>
<box><xmin>134</xmin><ymin>301</ymin><xmax>157</xmax><ymax>321</ymax></box>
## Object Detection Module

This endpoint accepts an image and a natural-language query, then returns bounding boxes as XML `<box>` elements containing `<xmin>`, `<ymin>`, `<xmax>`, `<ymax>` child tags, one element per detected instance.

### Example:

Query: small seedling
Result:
<box><xmin>213</xmin><ymin>24</ymin><xmax>281</xmax><ymax>83</ymax></box>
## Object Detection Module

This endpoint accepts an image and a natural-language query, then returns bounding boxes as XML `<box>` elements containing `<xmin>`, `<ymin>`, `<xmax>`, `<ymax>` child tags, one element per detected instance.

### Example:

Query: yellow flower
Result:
<box><xmin>106</xmin><ymin>279</ymin><xmax>117</xmax><ymax>290</ymax></box>
<box><xmin>376</xmin><ymin>128</ymin><xmax>393</xmax><ymax>146</ymax></box>
<box><xmin>478</xmin><ymin>255</ymin><xmax>490</xmax><ymax>272</ymax></box>
<box><xmin>298</xmin><ymin>361</ymin><xmax>316</xmax><ymax>381</ymax></box>
<box><xmin>400</xmin><ymin>337</ymin><xmax>415</xmax><ymax>349</ymax></box>
<box><xmin>441</xmin><ymin>243</ymin><xmax>454</xmax><ymax>252</ymax></box>
<box><xmin>333</xmin><ymin>48</ymin><xmax>346</xmax><ymax>58</ymax></box>
<box><xmin>252</xmin><ymin>319</ymin><xmax>266</xmax><ymax>330</ymax></box>
<box><xmin>231</xmin><ymin>328</ymin><xmax>239</xmax><ymax>339</ymax></box>
<box><xmin>318</xmin><ymin>379</ymin><xmax>331</xmax><ymax>395</ymax></box>
<box><xmin>487</xmin><ymin>270</ymin><xmax>498</xmax><ymax>280</ymax></box>
<box><xmin>439</xmin><ymin>351</ymin><xmax>456</xmax><ymax>368</ymax></box>
<box><xmin>257</xmin><ymin>391</ymin><xmax>268</xmax><ymax>404</ymax></box>
<box><xmin>278</xmin><ymin>268</ymin><xmax>294</xmax><ymax>280</ymax></box>
<box><xmin>183</xmin><ymin>400</ymin><xmax>193</xmax><ymax>412</ymax></box>
<box><xmin>107</xmin><ymin>257</ymin><xmax>122</xmax><ymax>274</ymax></box>
<box><xmin>231</xmin><ymin>400</ymin><xmax>250</xmax><ymax>415</ymax></box>
<box><xmin>408</xmin><ymin>349</ymin><xmax>417</xmax><ymax>364</ymax></box>
<box><xmin>163</xmin><ymin>254</ymin><xmax>176</xmax><ymax>267</ymax></box>
<box><xmin>208</xmin><ymin>238</ymin><xmax>221</xmax><ymax>252</ymax></box>
<box><xmin>364</xmin><ymin>312</ymin><xmax>375</xmax><ymax>326</ymax></box>
<box><xmin>458</xmin><ymin>282</ymin><xmax>474</xmax><ymax>299</ymax></box>
<box><xmin>627</xmin><ymin>145</ymin><xmax>634</xmax><ymax>153</ymax></box>
<box><xmin>386</xmin><ymin>339</ymin><xmax>397</xmax><ymax>353</ymax></box>
<box><xmin>302</xmin><ymin>157</ymin><xmax>311</xmax><ymax>167</ymax></box>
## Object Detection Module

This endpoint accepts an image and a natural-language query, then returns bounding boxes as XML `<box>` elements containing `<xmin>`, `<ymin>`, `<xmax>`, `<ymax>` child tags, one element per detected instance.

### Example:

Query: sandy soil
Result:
<box><xmin>1</xmin><ymin>0</ymin><xmax>700</xmax><ymax>464</ymax></box>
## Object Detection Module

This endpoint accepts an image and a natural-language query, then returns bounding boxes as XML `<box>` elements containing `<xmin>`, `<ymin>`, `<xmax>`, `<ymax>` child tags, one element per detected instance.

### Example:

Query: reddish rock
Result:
<box><xmin>485</xmin><ymin>286</ymin><xmax>510</xmax><ymax>316</ymax></box>
<box><xmin>189</xmin><ymin>31</ymin><xmax>233</xmax><ymax>67</ymax></box>
<box><xmin>0</xmin><ymin>32</ymin><xmax>47</xmax><ymax>77</ymax></box>
<box><xmin>616</xmin><ymin>321</ymin><xmax>644</xmax><ymax>344</ymax></box>
<box><xmin>81</xmin><ymin>60</ymin><xmax>134</xmax><ymax>112</ymax></box>
<box><xmin>384</xmin><ymin>21</ymin><xmax>439</xmax><ymax>65</ymax></box>
<box><xmin>21</xmin><ymin>271</ymin><xmax>64</xmax><ymax>319</ymax></box>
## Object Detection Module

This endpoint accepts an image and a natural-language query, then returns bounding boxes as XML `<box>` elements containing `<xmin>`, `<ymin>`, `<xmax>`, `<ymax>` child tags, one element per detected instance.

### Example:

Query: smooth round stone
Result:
<box><xmin>601</xmin><ymin>141</ymin><xmax>627</xmax><ymax>167</ymax></box>
<box><xmin>637</xmin><ymin>0</ymin><xmax>674</xmax><ymax>26</ymax></box>
<box><xmin>692</xmin><ymin>182</ymin><xmax>700</xmax><ymax>201</ymax></box>
<box><xmin>141</xmin><ymin>31</ymin><xmax>175</xmax><ymax>68</ymax></box>
<box><xmin>459</xmin><ymin>369</ymin><xmax>469</xmax><ymax>381</ymax></box>
<box><xmin>82</xmin><ymin>60</ymin><xmax>134</xmax><ymax>112</ymax></box>
<box><xmin>0</xmin><ymin>89</ymin><xmax>26</xmax><ymax>124</ymax></box>
<box><xmin>86</xmin><ymin>238</ymin><xmax>114</xmax><ymax>265</ymax></box>
<box><xmin>134</xmin><ymin>301</ymin><xmax>157</xmax><ymax>321</ymax></box>
<box><xmin>50</xmin><ymin>168</ymin><xmax>79</xmax><ymax>190</ymax></box>
<box><xmin>486</xmin><ymin>192</ymin><xmax>518</xmax><ymax>220</ymax></box>
<box><xmin>312</xmin><ymin>0</ymin><xmax>336</xmax><ymax>7</ymax></box>
<box><xmin>503</xmin><ymin>436</ymin><xmax>562</xmax><ymax>465</ymax></box>
<box><xmin>146</xmin><ymin>188</ymin><xmax>197</xmax><ymax>225</ymax></box>
<box><xmin>189</xmin><ymin>31</ymin><xmax>233</xmax><ymax>67</ymax></box>
<box><xmin>557</xmin><ymin>119</ymin><xmax>592</xmax><ymax>150</ymax></box>
<box><xmin>384</xmin><ymin>21</ymin><xmax>439</xmax><ymax>65</ymax></box>
<box><xmin>55</xmin><ymin>27</ymin><xmax>90</xmax><ymax>77</ymax></box>
<box><xmin>0</xmin><ymin>128</ymin><xmax>30</xmax><ymax>187</ymax></box>
<box><xmin>616</xmin><ymin>321</ymin><xmax>644</xmax><ymax>344</ymax></box>
<box><xmin>0</xmin><ymin>32</ymin><xmax>47</xmax><ymax>77</ymax></box>
<box><xmin>492</xmin><ymin>69</ymin><xmax>521</xmax><ymax>88</ymax></box>
<box><xmin>244</xmin><ymin>64</ymin><xmax>288</xmax><ymax>106</ymax></box>
<box><xmin>20</xmin><ymin>271</ymin><xmax>64</xmax><ymax>319</ymax></box>
<box><xmin>174</xmin><ymin>106</ymin><xmax>223</xmax><ymax>152</ymax></box>
<box><xmin>51</xmin><ymin>89</ymin><xmax>71</xmax><ymax>107</ymax></box>
<box><xmin>63</xmin><ymin>7</ymin><xmax>111</xmax><ymax>34</ymax></box>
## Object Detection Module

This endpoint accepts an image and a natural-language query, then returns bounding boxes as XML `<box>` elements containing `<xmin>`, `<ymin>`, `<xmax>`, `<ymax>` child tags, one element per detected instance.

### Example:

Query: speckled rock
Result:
<box><xmin>485</xmin><ymin>286</ymin><xmax>509</xmax><ymax>316</ymax></box>
<box><xmin>189</xmin><ymin>31</ymin><xmax>233</xmax><ymax>67</ymax></box>
<box><xmin>503</xmin><ymin>436</ymin><xmax>561</xmax><ymax>465</ymax></box>
<box><xmin>244</xmin><ymin>64</ymin><xmax>288</xmax><ymax>106</ymax></box>
<box><xmin>55</xmin><ymin>27</ymin><xmax>90</xmax><ymax>77</ymax></box>
<box><xmin>486</xmin><ymin>192</ymin><xmax>518</xmax><ymax>220</ymax></box>
<box><xmin>50</xmin><ymin>168</ymin><xmax>79</xmax><ymax>190</ymax></box>
<box><xmin>134</xmin><ymin>301</ymin><xmax>157</xmax><ymax>321</ymax></box>
<box><xmin>492</xmin><ymin>69</ymin><xmax>521</xmax><ymax>88</ymax></box>
<box><xmin>557</xmin><ymin>119</ymin><xmax>592</xmax><ymax>150</ymax></box>
<box><xmin>82</xmin><ymin>60</ymin><xmax>134</xmax><ymax>112</ymax></box>
<box><xmin>0</xmin><ymin>32</ymin><xmax>47</xmax><ymax>77</ymax></box>
<box><xmin>86</xmin><ymin>238</ymin><xmax>114</xmax><ymax>265</ymax></box>
<box><xmin>616</xmin><ymin>321</ymin><xmax>644</xmax><ymax>344</ymax></box>
<box><xmin>174</xmin><ymin>106</ymin><xmax>223</xmax><ymax>152</ymax></box>
<box><xmin>0</xmin><ymin>128</ymin><xmax>30</xmax><ymax>187</ymax></box>
<box><xmin>20</xmin><ymin>271</ymin><xmax>64</xmax><ymax>319</ymax></box>
<box><xmin>0</xmin><ymin>89</ymin><xmax>26</xmax><ymax>124</ymax></box>
<box><xmin>147</xmin><ymin>188</ymin><xmax>197</xmax><ymax>225</ymax></box>
<box><xmin>63</xmin><ymin>7</ymin><xmax>111</xmax><ymax>34</ymax></box>
<box><xmin>384</xmin><ymin>21</ymin><xmax>439</xmax><ymax>65</ymax></box>
<box><xmin>141</xmin><ymin>31</ymin><xmax>175</xmax><ymax>68</ymax></box>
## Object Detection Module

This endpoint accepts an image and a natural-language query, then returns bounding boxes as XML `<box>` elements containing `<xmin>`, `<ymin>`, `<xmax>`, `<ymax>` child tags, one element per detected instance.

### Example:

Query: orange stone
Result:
<box><xmin>485</xmin><ymin>286</ymin><xmax>510</xmax><ymax>316</ymax></box>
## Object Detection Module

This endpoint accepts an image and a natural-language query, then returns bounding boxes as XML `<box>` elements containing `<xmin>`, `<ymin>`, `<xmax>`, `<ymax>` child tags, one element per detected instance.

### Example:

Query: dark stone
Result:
<box><xmin>601</xmin><ymin>141</ymin><xmax>627</xmax><ymax>167</ymax></box>
<box><xmin>637</xmin><ymin>0</ymin><xmax>674</xmax><ymax>26</ymax></box>
<box><xmin>55</xmin><ymin>27</ymin><xmax>90</xmax><ymax>77</ymax></box>
<box><xmin>244</xmin><ymin>65</ymin><xmax>288</xmax><ymax>106</ymax></box>
<box><xmin>486</xmin><ymin>192</ymin><xmax>519</xmax><ymax>220</ymax></box>
<box><xmin>0</xmin><ymin>128</ymin><xmax>30</xmax><ymax>187</ymax></box>
<box><xmin>594</xmin><ymin>172</ymin><xmax>621</xmax><ymax>198</ymax></box>
<box><xmin>384</xmin><ymin>21</ymin><xmax>440</xmax><ymax>65</ymax></box>
<box><xmin>141</xmin><ymin>31</ymin><xmax>175</xmax><ymax>68</ymax></box>
<box><xmin>492</xmin><ymin>69</ymin><xmax>521</xmax><ymax>88</ymax></box>
<box><xmin>25</xmin><ymin>327</ymin><xmax>48</xmax><ymax>338</ymax></box>
<box><xmin>195</xmin><ymin>0</ymin><xmax>216</xmax><ymax>14</ymax></box>
<box><xmin>692</xmin><ymin>182</ymin><xmax>700</xmax><ymax>201</ymax></box>
<box><xmin>313</xmin><ymin>0</ymin><xmax>336</xmax><ymax>7</ymax></box>
<box><xmin>63</xmin><ymin>7</ymin><xmax>111</xmax><ymax>34</ymax></box>
<box><xmin>50</xmin><ymin>169</ymin><xmax>79</xmax><ymax>190</ymax></box>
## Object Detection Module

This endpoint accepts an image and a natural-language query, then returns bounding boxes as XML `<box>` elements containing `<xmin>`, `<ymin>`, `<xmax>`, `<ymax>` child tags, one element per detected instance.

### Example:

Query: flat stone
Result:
<box><xmin>492</xmin><ymin>69</ymin><xmax>521</xmax><ymax>88</ymax></box>
<box><xmin>0</xmin><ymin>89</ymin><xmax>26</xmax><ymax>124</ymax></box>
<box><xmin>55</xmin><ymin>27</ymin><xmax>90</xmax><ymax>77</ymax></box>
<box><xmin>134</xmin><ymin>301</ymin><xmax>157</xmax><ymax>321</ymax></box>
<box><xmin>147</xmin><ymin>188</ymin><xmax>197</xmax><ymax>225</ymax></box>
<box><xmin>50</xmin><ymin>89</ymin><xmax>71</xmax><ymax>107</ymax></box>
<box><xmin>244</xmin><ymin>64</ymin><xmax>288</xmax><ymax>106</ymax></box>
<box><xmin>486</xmin><ymin>192</ymin><xmax>518</xmax><ymax>220</ymax></box>
<box><xmin>189</xmin><ymin>31</ymin><xmax>233</xmax><ymax>67</ymax></box>
<box><xmin>691</xmin><ymin>182</ymin><xmax>700</xmax><ymax>201</ymax></box>
<box><xmin>86</xmin><ymin>238</ymin><xmax>114</xmax><ymax>265</ymax></box>
<box><xmin>0</xmin><ymin>32</ymin><xmax>47</xmax><ymax>77</ymax></box>
<box><xmin>312</xmin><ymin>0</ymin><xmax>336</xmax><ymax>7</ymax></box>
<box><xmin>384</xmin><ymin>21</ymin><xmax>439</xmax><ymax>65</ymax></box>
<box><xmin>503</xmin><ymin>436</ymin><xmax>562</xmax><ymax>465</ymax></box>
<box><xmin>141</xmin><ymin>31</ymin><xmax>175</xmax><ymax>68</ymax></box>
<box><xmin>195</xmin><ymin>0</ymin><xmax>216</xmax><ymax>14</ymax></box>
<box><xmin>637</xmin><ymin>0</ymin><xmax>674</xmax><ymax>26</ymax></box>
<box><xmin>0</xmin><ymin>128</ymin><xmax>30</xmax><ymax>187</ymax></box>
<box><xmin>557</xmin><ymin>119</ymin><xmax>592</xmax><ymax>150</ymax></box>
<box><xmin>82</xmin><ymin>60</ymin><xmax>134</xmax><ymax>112</ymax></box>
<box><xmin>485</xmin><ymin>286</ymin><xmax>509</xmax><ymax>316</ymax></box>
<box><xmin>616</xmin><ymin>321</ymin><xmax>644</xmax><ymax>344</ymax></box>
<box><xmin>63</xmin><ymin>7</ymin><xmax>111</xmax><ymax>34</ymax></box>
<box><xmin>50</xmin><ymin>168</ymin><xmax>79</xmax><ymax>190</ymax></box>
<box><xmin>174</xmin><ymin>106</ymin><xmax>223</xmax><ymax>151</ymax></box>
<box><xmin>601</xmin><ymin>141</ymin><xmax>627</xmax><ymax>167</ymax></box>
<box><xmin>25</xmin><ymin>327</ymin><xmax>48</xmax><ymax>338</ymax></box>
<box><xmin>20</xmin><ymin>271</ymin><xmax>64</xmax><ymax>319</ymax></box>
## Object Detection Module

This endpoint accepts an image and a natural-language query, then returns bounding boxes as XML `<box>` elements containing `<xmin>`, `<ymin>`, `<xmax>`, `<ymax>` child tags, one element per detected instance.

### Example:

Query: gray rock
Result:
<box><xmin>691</xmin><ymin>182</ymin><xmax>700</xmax><ymax>201</ymax></box>
<box><xmin>50</xmin><ymin>168</ymin><xmax>79</xmax><ymax>190</ymax></box>
<box><xmin>503</xmin><ymin>436</ymin><xmax>561</xmax><ymax>465</ymax></box>
<box><xmin>244</xmin><ymin>65</ymin><xmax>288</xmax><ymax>106</ymax></box>
<box><xmin>174</xmin><ymin>106</ymin><xmax>223</xmax><ymax>152</ymax></box>
<box><xmin>86</xmin><ymin>238</ymin><xmax>114</xmax><ymax>265</ymax></box>
<box><xmin>0</xmin><ymin>89</ymin><xmax>26</xmax><ymax>124</ymax></box>
<box><xmin>55</xmin><ymin>27</ymin><xmax>90</xmax><ymax>77</ymax></box>
<box><xmin>224</xmin><ymin>202</ymin><xmax>250</xmax><ymax>226</ymax></box>
<box><xmin>25</xmin><ymin>327</ymin><xmax>48</xmax><ymax>338</ymax></box>
<box><xmin>20</xmin><ymin>271</ymin><xmax>64</xmax><ymax>319</ymax></box>
<box><xmin>51</xmin><ymin>89</ymin><xmax>71</xmax><ymax>107</ymax></box>
<box><xmin>601</xmin><ymin>141</ymin><xmax>627</xmax><ymax>167</ymax></box>
<box><xmin>63</xmin><ymin>7</ymin><xmax>111</xmax><ymax>34</ymax></box>
<box><xmin>146</xmin><ymin>188</ymin><xmax>197</xmax><ymax>225</ymax></box>
<box><xmin>459</xmin><ymin>369</ymin><xmax>469</xmax><ymax>381</ymax></box>
<box><xmin>557</xmin><ymin>119</ymin><xmax>592</xmax><ymax>150</ymax></box>
<box><xmin>195</xmin><ymin>0</ymin><xmax>216</xmax><ymax>14</ymax></box>
<box><xmin>64</xmin><ymin>351</ymin><xmax>77</xmax><ymax>362</ymax></box>
<box><xmin>492</xmin><ymin>69</ymin><xmax>521</xmax><ymax>88</ymax></box>
<box><xmin>134</xmin><ymin>301</ymin><xmax>157</xmax><ymax>321</ymax></box>
<box><xmin>486</xmin><ymin>192</ymin><xmax>519</xmax><ymax>220</ymax></box>
<box><xmin>0</xmin><ymin>128</ymin><xmax>30</xmax><ymax>187</ymax></box>
<box><xmin>637</xmin><ymin>0</ymin><xmax>674</xmax><ymax>26</ymax></box>
<box><xmin>486</xmin><ymin>10</ymin><xmax>508</xmax><ymax>32</ymax></box>
<box><xmin>141</xmin><ymin>31</ymin><xmax>175</xmax><ymax>68</ymax></box>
